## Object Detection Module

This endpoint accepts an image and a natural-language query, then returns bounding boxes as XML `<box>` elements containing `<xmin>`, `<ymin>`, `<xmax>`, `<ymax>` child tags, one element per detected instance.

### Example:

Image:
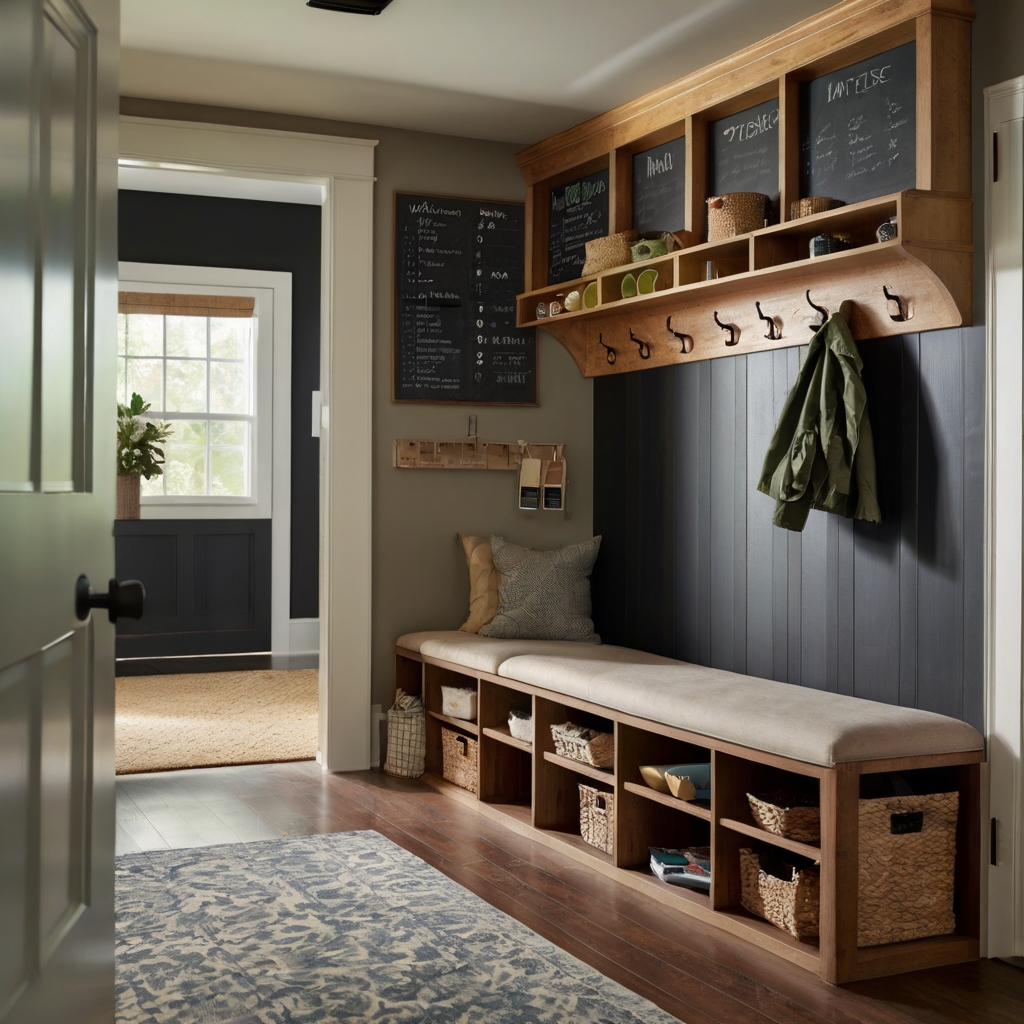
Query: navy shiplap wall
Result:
<box><xmin>592</xmin><ymin>327</ymin><xmax>984</xmax><ymax>730</ymax></box>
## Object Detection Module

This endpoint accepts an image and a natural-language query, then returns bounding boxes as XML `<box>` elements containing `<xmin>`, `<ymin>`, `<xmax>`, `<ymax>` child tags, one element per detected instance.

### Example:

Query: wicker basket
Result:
<box><xmin>706</xmin><ymin>193</ymin><xmax>769</xmax><ymax>241</ymax></box>
<box><xmin>747</xmin><ymin>792</ymin><xmax>821</xmax><ymax>845</ymax></box>
<box><xmin>790</xmin><ymin>196</ymin><xmax>844</xmax><ymax>219</ymax></box>
<box><xmin>551</xmin><ymin>722</ymin><xmax>614</xmax><ymax>768</ymax></box>
<box><xmin>858</xmin><ymin>791</ymin><xmax>958</xmax><ymax>946</ymax></box>
<box><xmin>579</xmin><ymin>784</ymin><xmax>614</xmax><ymax>854</ymax></box>
<box><xmin>740</xmin><ymin>848</ymin><xmax>820</xmax><ymax>941</ymax></box>
<box><xmin>383</xmin><ymin>690</ymin><xmax>425</xmax><ymax>779</ymax></box>
<box><xmin>116</xmin><ymin>473</ymin><xmax>141</xmax><ymax>520</ymax></box>
<box><xmin>441</xmin><ymin>726</ymin><xmax>478</xmax><ymax>794</ymax></box>
<box><xmin>582</xmin><ymin>230</ymin><xmax>639</xmax><ymax>275</ymax></box>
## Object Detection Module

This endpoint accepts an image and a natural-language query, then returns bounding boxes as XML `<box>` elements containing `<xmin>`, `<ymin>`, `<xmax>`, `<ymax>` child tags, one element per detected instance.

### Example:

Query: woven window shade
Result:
<box><xmin>118</xmin><ymin>292</ymin><xmax>255</xmax><ymax>318</ymax></box>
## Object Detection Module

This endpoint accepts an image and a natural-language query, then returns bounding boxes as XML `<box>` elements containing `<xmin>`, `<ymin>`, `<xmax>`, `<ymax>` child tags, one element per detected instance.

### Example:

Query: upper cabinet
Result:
<box><xmin>515</xmin><ymin>0</ymin><xmax>973</xmax><ymax>377</ymax></box>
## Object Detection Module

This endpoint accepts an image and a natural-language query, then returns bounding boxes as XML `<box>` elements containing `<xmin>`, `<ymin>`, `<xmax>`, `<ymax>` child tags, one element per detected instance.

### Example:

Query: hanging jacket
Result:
<box><xmin>757</xmin><ymin>304</ymin><xmax>880</xmax><ymax>532</ymax></box>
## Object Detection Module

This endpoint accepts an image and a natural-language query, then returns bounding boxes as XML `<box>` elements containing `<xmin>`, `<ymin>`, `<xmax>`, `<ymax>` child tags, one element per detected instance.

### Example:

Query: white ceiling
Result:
<box><xmin>121</xmin><ymin>0</ymin><xmax>840</xmax><ymax>144</ymax></box>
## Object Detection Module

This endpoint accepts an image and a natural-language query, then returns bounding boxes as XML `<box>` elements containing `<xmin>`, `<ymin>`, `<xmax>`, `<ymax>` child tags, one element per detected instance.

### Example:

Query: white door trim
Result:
<box><xmin>984</xmin><ymin>76</ymin><xmax>1024</xmax><ymax>958</ymax></box>
<box><xmin>118</xmin><ymin>116</ymin><xmax>376</xmax><ymax>772</ymax></box>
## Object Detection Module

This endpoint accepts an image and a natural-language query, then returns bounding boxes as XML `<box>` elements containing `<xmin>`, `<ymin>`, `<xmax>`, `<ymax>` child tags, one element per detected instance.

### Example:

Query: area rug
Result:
<box><xmin>115</xmin><ymin>830</ymin><xmax>681</xmax><ymax>1023</ymax></box>
<box><xmin>115</xmin><ymin>670</ymin><xmax>318</xmax><ymax>774</ymax></box>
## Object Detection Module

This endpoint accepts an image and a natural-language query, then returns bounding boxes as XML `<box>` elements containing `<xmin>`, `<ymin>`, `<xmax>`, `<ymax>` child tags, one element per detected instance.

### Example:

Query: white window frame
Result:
<box><xmin>117</xmin><ymin>263</ymin><xmax>291</xmax><ymax>521</ymax></box>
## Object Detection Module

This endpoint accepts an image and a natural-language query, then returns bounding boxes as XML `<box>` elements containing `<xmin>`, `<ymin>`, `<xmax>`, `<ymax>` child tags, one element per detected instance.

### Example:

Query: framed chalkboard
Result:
<box><xmin>548</xmin><ymin>169</ymin><xmax>609</xmax><ymax>284</ymax></box>
<box><xmin>632</xmin><ymin>135</ymin><xmax>687</xmax><ymax>235</ymax></box>
<box><xmin>708</xmin><ymin>99</ymin><xmax>780</xmax><ymax>210</ymax></box>
<box><xmin>800</xmin><ymin>41</ymin><xmax>916</xmax><ymax>205</ymax></box>
<box><xmin>393</xmin><ymin>192</ymin><xmax>536</xmax><ymax>405</ymax></box>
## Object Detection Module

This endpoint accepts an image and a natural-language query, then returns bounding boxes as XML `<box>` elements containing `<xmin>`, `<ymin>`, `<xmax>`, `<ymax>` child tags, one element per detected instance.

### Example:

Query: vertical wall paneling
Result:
<box><xmin>593</xmin><ymin>325</ymin><xmax>985</xmax><ymax>727</ymax></box>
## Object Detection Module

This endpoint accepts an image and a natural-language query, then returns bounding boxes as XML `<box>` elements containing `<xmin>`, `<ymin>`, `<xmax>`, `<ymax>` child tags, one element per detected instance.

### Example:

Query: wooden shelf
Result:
<box><xmin>428</xmin><ymin>710</ymin><xmax>479</xmax><ymax>735</ymax></box>
<box><xmin>543</xmin><ymin>749</ymin><xmax>615</xmax><ymax>784</ymax></box>
<box><xmin>481</xmin><ymin>725</ymin><xmax>533</xmax><ymax>753</ymax></box>
<box><xmin>718</xmin><ymin>816</ymin><xmax>821</xmax><ymax>861</ymax></box>
<box><xmin>623</xmin><ymin>780</ymin><xmax>712</xmax><ymax>821</ymax></box>
<box><xmin>536</xmin><ymin>826</ymin><xmax>614</xmax><ymax>866</ymax></box>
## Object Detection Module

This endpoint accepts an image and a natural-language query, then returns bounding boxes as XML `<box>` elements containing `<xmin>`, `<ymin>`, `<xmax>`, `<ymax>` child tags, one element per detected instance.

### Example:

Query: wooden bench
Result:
<box><xmin>394</xmin><ymin>631</ymin><xmax>985</xmax><ymax>984</ymax></box>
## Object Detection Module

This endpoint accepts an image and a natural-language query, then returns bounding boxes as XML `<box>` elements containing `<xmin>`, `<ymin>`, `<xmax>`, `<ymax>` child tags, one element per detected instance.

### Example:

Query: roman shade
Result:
<box><xmin>118</xmin><ymin>292</ymin><xmax>255</xmax><ymax>318</ymax></box>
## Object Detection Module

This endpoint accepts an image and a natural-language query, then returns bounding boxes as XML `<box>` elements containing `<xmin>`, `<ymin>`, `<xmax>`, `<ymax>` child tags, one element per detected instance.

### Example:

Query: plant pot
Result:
<box><xmin>116</xmin><ymin>473</ymin><xmax>141</xmax><ymax>520</ymax></box>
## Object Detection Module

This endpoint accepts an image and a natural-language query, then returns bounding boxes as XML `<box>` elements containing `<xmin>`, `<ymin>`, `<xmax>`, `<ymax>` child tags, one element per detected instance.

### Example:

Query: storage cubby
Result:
<box><xmin>422</xmin><ymin>663</ymin><xmax>478</xmax><ymax>780</ymax></box>
<box><xmin>599</xmin><ymin>257</ymin><xmax>676</xmax><ymax>304</ymax></box>
<box><xmin>478</xmin><ymin>680</ymin><xmax>532</xmax><ymax>807</ymax></box>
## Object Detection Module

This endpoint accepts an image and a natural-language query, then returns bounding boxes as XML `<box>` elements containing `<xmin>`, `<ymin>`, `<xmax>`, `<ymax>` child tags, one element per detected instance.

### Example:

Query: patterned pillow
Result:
<box><xmin>477</xmin><ymin>535</ymin><xmax>602</xmax><ymax>643</ymax></box>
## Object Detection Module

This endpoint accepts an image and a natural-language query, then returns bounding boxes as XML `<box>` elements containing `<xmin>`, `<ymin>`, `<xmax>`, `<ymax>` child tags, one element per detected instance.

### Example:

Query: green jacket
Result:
<box><xmin>757</xmin><ymin>306</ymin><xmax>881</xmax><ymax>532</ymax></box>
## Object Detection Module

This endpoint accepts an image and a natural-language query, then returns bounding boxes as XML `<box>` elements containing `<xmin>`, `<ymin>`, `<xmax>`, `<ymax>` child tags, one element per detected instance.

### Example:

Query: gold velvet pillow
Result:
<box><xmin>458</xmin><ymin>534</ymin><xmax>500</xmax><ymax>633</ymax></box>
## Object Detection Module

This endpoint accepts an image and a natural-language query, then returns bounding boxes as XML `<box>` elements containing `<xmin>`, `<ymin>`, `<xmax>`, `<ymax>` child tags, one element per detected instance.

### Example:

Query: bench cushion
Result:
<box><xmin>397</xmin><ymin>632</ymin><xmax>983</xmax><ymax>767</ymax></box>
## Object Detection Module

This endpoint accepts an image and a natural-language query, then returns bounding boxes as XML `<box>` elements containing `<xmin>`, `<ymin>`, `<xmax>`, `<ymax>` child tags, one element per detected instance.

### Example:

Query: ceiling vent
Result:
<box><xmin>306</xmin><ymin>0</ymin><xmax>394</xmax><ymax>13</ymax></box>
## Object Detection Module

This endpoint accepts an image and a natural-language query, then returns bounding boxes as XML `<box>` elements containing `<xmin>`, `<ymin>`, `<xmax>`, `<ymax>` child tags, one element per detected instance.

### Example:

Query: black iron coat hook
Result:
<box><xmin>883</xmin><ymin>285</ymin><xmax>908</xmax><ymax>322</ymax></box>
<box><xmin>629</xmin><ymin>327</ymin><xmax>652</xmax><ymax>359</ymax></box>
<box><xmin>714</xmin><ymin>311</ymin><xmax>738</xmax><ymax>346</ymax></box>
<box><xmin>597</xmin><ymin>332</ymin><xmax>616</xmax><ymax>365</ymax></box>
<box><xmin>755</xmin><ymin>301</ymin><xmax>782</xmax><ymax>340</ymax></box>
<box><xmin>806</xmin><ymin>290</ymin><xmax>829</xmax><ymax>332</ymax></box>
<box><xmin>666</xmin><ymin>316</ymin><xmax>694</xmax><ymax>354</ymax></box>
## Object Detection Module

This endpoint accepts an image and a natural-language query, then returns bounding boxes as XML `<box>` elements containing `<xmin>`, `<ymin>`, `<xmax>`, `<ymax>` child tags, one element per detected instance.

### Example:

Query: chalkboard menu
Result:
<box><xmin>800</xmin><ymin>42</ymin><xmax>916</xmax><ymax>205</ymax></box>
<box><xmin>548</xmin><ymin>169</ymin><xmax>609</xmax><ymax>284</ymax></box>
<box><xmin>708</xmin><ymin>99</ymin><xmax>780</xmax><ymax>208</ymax></box>
<box><xmin>632</xmin><ymin>135</ymin><xmax>687</xmax><ymax>234</ymax></box>
<box><xmin>393</xmin><ymin>193</ymin><xmax>536</xmax><ymax>405</ymax></box>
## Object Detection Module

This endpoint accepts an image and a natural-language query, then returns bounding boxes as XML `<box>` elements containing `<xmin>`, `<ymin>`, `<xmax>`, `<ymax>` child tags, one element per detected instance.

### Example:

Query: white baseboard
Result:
<box><xmin>287</xmin><ymin>617</ymin><xmax>320</xmax><ymax>658</ymax></box>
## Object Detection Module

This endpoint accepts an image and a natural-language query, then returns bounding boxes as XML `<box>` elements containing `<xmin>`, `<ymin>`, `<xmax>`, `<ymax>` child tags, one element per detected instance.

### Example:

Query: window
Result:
<box><xmin>117</xmin><ymin>293</ymin><xmax>256</xmax><ymax>499</ymax></box>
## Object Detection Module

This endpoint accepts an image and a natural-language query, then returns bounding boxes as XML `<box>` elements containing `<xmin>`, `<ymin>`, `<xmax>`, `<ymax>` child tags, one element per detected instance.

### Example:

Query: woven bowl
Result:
<box><xmin>707</xmin><ymin>192</ymin><xmax>769</xmax><ymax>241</ymax></box>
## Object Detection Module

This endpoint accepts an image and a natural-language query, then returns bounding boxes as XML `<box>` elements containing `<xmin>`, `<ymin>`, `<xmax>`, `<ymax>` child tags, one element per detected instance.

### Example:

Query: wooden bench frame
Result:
<box><xmin>395</xmin><ymin>643</ymin><xmax>984</xmax><ymax>984</ymax></box>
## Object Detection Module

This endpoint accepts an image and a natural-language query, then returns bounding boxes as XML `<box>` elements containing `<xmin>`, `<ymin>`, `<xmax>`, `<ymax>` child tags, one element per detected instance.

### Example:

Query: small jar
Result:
<box><xmin>549</xmin><ymin>293</ymin><xmax>565</xmax><ymax>317</ymax></box>
<box><xmin>535</xmin><ymin>301</ymin><xmax>548</xmax><ymax>319</ymax></box>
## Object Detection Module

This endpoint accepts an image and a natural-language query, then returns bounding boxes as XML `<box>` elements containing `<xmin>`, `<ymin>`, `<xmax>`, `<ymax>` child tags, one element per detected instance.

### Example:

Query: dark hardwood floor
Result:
<box><xmin>116</xmin><ymin>761</ymin><xmax>1024</xmax><ymax>1024</ymax></box>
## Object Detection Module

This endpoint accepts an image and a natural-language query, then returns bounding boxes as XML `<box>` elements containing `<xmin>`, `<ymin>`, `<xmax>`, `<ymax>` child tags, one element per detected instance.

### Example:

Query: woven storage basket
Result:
<box><xmin>582</xmin><ymin>230</ymin><xmax>639</xmax><ymax>275</ymax></box>
<box><xmin>551</xmin><ymin>722</ymin><xmax>614</xmax><ymax>768</ymax></box>
<box><xmin>579</xmin><ymin>784</ymin><xmax>615</xmax><ymax>854</ymax></box>
<box><xmin>441</xmin><ymin>726</ymin><xmax>478</xmax><ymax>794</ymax></box>
<box><xmin>740</xmin><ymin>848</ymin><xmax>820</xmax><ymax>941</ymax></box>
<box><xmin>116</xmin><ymin>473</ymin><xmax>141</xmax><ymax>519</ymax></box>
<box><xmin>383</xmin><ymin>693</ymin><xmax>425</xmax><ymax>779</ymax></box>
<box><xmin>747</xmin><ymin>792</ymin><xmax>821</xmax><ymax>845</ymax></box>
<box><xmin>858</xmin><ymin>791</ymin><xmax>959</xmax><ymax>946</ymax></box>
<box><xmin>707</xmin><ymin>192</ymin><xmax>769</xmax><ymax>241</ymax></box>
<box><xmin>790</xmin><ymin>196</ymin><xmax>844</xmax><ymax>219</ymax></box>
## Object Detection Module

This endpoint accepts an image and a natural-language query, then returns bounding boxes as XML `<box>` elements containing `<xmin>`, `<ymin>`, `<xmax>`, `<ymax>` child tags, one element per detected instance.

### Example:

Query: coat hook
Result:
<box><xmin>883</xmin><ymin>284</ymin><xmax>908</xmax><ymax>322</ymax></box>
<box><xmin>755</xmin><ymin>301</ymin><xmax>782</xmax><ymax>340</ymax></box>
<box><xmin>806</xmin><ymin>289</ymin><xmax>829</xmax><ymax>332</ymax></box>
<box><xmin>666</xmin><ymin>315</ymin><xmax>693</xmax><ymax>354</ymax></box>
<box><xmin>597</xmin><ymin>332</ymin><xmax>616</xmax><ymax>365</ymax></box>
<box><xmin>629</xmin><ymin>327</ymin><xmax>652</xmax><ymax>360</ymax></box>
<box><xmin>713</xmin><ymin>311</ymin><xmax>738</xmax><ymax>347</ymax></box>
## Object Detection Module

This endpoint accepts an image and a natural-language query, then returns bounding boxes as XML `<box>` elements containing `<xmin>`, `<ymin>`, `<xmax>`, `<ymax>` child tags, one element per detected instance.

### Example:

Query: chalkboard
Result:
<box><xmin>708</xmin><ymin>99</ymin><xmax>779</xmax><ymax>208</ymax></box>
<box><xmin>800</xmin><ymin>41</ymin><xmax>916</xmax><ymax>205</ymax></box>
<box><xmin>548</xmin><ymin>169</ymin><xmax>609</xmax><ymax>284</ymax></box>
<box><xmin>393</xmin><ymin>193</ymin><xmax>536</xmax><ymax>405</ymax></box>
<box><xmin>632</xmin><ymin>135</ymin><xmax>687</xmax><ymax>234</ymax></box>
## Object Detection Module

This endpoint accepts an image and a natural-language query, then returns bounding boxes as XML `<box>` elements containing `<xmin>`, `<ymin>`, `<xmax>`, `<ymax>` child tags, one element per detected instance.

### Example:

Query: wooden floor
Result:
<box><xmin>116</xmin><ymin>761</ymin><xmax>1024</xmax><ymax>1024</ymax></box>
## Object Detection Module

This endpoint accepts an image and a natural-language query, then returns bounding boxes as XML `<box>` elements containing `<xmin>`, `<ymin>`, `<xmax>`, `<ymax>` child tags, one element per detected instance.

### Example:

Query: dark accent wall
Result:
<box><xmin>118</xmin><ymin>189</ymin><xmax>321</xmax><ymax>620</ymax></box>
<box><xmin>114</xmin><ymin>520</ymin><xmax>271</xmax><ymax>657</ymax></box>
<box><xmin>593</xmin><ymin>327</ymin><xmax>984</xmax><ymax>731</ymax></box>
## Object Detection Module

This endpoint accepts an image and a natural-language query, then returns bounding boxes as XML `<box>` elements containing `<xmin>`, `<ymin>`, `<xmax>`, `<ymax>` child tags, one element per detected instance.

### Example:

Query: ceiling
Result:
<box><xmin>121</xmin><ymin>0</ymin><xmax>840</xmax><ymax>145</ymax></box>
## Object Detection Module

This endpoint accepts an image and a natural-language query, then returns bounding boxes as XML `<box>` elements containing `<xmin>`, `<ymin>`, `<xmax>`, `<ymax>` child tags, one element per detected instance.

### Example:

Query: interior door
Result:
<box><xmin>0</xmin><ymin>0</ymin><xmax>119</xmax><ymax>1021</ymax></box>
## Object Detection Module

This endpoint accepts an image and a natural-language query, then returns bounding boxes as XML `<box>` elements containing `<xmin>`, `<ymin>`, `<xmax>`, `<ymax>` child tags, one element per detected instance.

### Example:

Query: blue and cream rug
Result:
<box><xmin>116</xmin><ymin>830</ymin><xmax>681</xmax><ymax>1023</ymax></box>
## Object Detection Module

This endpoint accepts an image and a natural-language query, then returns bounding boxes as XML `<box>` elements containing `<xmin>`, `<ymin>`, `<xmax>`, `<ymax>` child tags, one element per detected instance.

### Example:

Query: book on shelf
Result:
<box><xmin>650</xmin><ymin>846</ymin><xmax>711</xmax><ymax>891</ymax></box>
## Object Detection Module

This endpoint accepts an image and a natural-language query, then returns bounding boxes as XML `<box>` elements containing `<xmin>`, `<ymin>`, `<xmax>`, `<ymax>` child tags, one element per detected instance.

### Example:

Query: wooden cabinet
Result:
<box><xmin>515</xmin><ymin>0</ymin><xmax>974</xmax><ymax>375</ymax></box>
<box><xmin>397</xmin><ymin>646</ymin><xmax>983</xmax><ymax>985</ymax></box>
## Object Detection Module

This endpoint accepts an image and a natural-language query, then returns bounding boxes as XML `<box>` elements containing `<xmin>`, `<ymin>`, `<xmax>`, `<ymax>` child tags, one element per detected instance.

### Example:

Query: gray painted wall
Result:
<box><xmin>593</xmin><ymin>328</ymin><xmax>985</xmax><ymax>730</ymax></box>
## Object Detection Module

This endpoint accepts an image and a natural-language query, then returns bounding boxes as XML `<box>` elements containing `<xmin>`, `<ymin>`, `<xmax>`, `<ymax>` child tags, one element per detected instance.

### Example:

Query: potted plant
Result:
<box><xmin>117</xmin><ymin>392</ymin><xmax>171</xmax><ymax>519</ymax></box>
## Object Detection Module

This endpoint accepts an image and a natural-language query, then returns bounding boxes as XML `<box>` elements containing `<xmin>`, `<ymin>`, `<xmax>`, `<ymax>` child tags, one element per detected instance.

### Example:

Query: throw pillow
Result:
<box><xmin>458</xmin><ymin>534</ymin><xmax>500</xmax><ymax>633</ymax></box>
<box><xmin>478</xmin><ymin>535</ymin><xmax>602</xmax><ymax>643</ymax></box>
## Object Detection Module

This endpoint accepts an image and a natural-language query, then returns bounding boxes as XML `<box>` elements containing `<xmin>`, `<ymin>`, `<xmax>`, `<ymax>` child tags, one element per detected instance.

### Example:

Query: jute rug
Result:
<box><xmin>115</xmin><ymin>670</ymin><xmax>318</xmax><ymax>774</ymax></box>
<box><xmin>115</xmin><ymin>830</ymin><xmax>682</xmax><ymax>1023</ymax></box>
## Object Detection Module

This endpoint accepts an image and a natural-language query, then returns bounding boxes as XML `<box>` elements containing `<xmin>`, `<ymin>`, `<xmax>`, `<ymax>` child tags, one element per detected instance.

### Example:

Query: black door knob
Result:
<box><xmin>75</xmin><ymin>575</ymin><xmax>145</xmax><ymax>623</ymax></box>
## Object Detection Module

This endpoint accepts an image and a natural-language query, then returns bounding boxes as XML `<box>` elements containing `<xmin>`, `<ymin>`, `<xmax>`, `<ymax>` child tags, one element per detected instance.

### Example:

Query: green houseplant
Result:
<box><xmin>116</xmin><ymin>392</ymin><xmax>171</xmax><ymax>519</ymax></box>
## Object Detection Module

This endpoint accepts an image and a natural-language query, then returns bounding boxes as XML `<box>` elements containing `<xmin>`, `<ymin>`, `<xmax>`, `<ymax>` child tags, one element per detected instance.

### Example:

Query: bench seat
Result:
<box><xmin>397</xmin><ymin>631</ymin><xmax>983</xmax><ymax>768</ymax></box>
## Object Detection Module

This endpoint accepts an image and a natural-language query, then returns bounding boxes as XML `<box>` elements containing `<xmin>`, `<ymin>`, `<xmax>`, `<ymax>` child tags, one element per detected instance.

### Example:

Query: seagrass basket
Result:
<box><xmin>857</xmin><ymin>791</ymin><xmax>958</xmax><ymax>946</ymax></box>
<box><xmin>551</xmin><ymin>722</ymin><xmax>614</xmax><ymax>768</ymax></box>
<box><xmin>116</xmin><ymin>473</ymin><xmax>141</xmax><ymax>520</ymax></box>
<box><xmin>706</xmin><ymin>192</ymin><xmax>769</xmax><ymax>241</ymax></box>
<box><xmin>582</xmin><ymin>230</ymin><xmax>639</xmax><ymax>275</ymax></box>
<box><xmin>747</xmin><ymin>792</ymin><xmax>821</xmax><ymax>845</ymax></box>
<box><xmin>740</xmin><ymin>848</ymin><xmax>820</xmax><ymax>941</ymax></box>
<box><xmin>579</xmin><ymin>783</ymin><xmax>615</xmax><ymax>854</ymax></box>
<box><xmin>441</xmin><ymin>726</ymin><xmax>478</xmax><ymax>794</ymax></box>
<box><xmin>790</xmin><ymin>196</ymin><xmax>844</xmax><ymax>219</ymax></box>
